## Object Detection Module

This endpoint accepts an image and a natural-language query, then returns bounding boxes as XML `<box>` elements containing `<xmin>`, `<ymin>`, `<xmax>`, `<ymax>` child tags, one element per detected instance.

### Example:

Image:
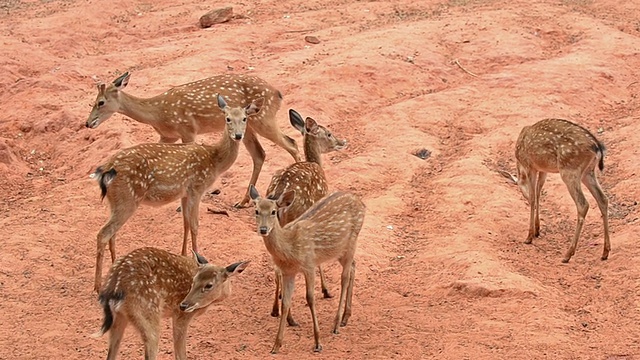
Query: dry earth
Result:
<box><xmin>1</xmin><ymin>0</ymin><xmax>639</xmax><ymax>359</ymax></box>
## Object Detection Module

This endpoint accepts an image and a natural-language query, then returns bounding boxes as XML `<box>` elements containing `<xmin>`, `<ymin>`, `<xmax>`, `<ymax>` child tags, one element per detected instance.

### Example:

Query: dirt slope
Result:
<box><xmin>1</xmin><ymin>0</ymin><xmax>639</xmax><ymax>359</ymax></box>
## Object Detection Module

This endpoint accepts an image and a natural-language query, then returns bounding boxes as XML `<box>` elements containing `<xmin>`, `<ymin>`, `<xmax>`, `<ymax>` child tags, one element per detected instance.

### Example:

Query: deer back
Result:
<box><xmin>516</xmin><ymin>118</ymin><xmax>605</xmax><ymax>174</ymax></box>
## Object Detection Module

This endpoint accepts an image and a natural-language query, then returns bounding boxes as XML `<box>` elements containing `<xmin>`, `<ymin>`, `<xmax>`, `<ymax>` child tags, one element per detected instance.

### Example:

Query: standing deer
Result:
<box><xmin>266</xmin><ymin>109</ymin><xmax>347</xmax><ymax>326</ymax></box>
<box><xmin>93</xmin><ymin>247</ymin><xmax>249</xmax><ymax>360</ymax></box>
<box><xmin>91</xmin><ymin>95</ymin><xmax>258</xmax><ymax>293</ymax></box>
<box><xmin>503</xmin><ymin>118</ymin><xmax>610</xmax><ymax>263</ymax></box>
<box><xmin>86</xmin><ymin>72</ymin><xmax>300</xmax><ymax>207</ymax></box>
<box><xmin>250</xmin><ymin>185</ymin><xmax>365</xmax><ymax>354</ymax></box>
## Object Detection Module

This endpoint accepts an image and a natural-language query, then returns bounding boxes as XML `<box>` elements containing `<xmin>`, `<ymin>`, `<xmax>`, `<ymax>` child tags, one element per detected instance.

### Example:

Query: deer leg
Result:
<box><xmin>130</xmin><ymin>312</ymin><xmax>161</xmax><ymax>360</ymax></box>
<box><xmin>524</xmin><ymin>170</ymin><xmax>538</xmax><ymax>244</ymax></box>
<box><xmin>271</xmin><ymin>267</ymin><xmax>281</xmax><ymax>318</ymax></box>
<box><xmin>303</xmin><ymin>269</ymin><xmax>322</xmax><ymax>352</ymax></box>
<box><xmin>560</xmin><ymin>170</ymin><xmax>589</xmax><ymax>263</ymax></box>
<box><xmin>272</xmin><ymin>274</ymin><xmax>295</xmax><ymax>354</ymax></box>
<box><xmin>106</xmin><ymin>315</ymin><xmax>129</xmax><ymax>360</ymax></box>
<box><xmin>180</xmin><ymin>197</ymin><xmax>191</xmax><ymax>256</ymax></box>
<box><xmin>333</xmin><ymin>258</ymin><xmax>353</xmax><ymax>334</ymax></box>
<box><xmin>95</xmin><ymin>202</ymin><xmax>137</xmax><ymax>293</ymax></box>
<box><xmin>534</xmin><ymin>172</ymin><xmax>547</xmax><ymax>237</ymax></box>
<box><xmin>236</xmin><ymin>129</ymin><xmax>266</xmax><ymax>208</ymax></box>
<box><xmin>318</xmin><ymin>265</ymin><xmax>333</xmax><ymax>298</ymax></box>
<box><xmin>108</xmin><ymin>234</ymin><xmax>117</xmax><ymax>263</ymax></box>
<box><xmin>582</xmin><ymin>170</ymin><xmax>610</xmax><ymax>260</ymax></box>
<box><xmin>180</xmin><ymin>195</ymin><xmax>201</xmax><ymax>256</ymax></box>
<box><xmin>172</xmin><ymin>314</ymin><xmax>194</xmax><ymax>360</ymax></box>
<box><xmin>341</xmin><ymin>260</ymin><xmax>356</xmax><ymax>327</ymax></box>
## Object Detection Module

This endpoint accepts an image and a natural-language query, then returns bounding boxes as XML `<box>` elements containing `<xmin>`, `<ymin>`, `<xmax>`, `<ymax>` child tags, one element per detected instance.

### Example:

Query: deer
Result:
<box><xmin>249</xmin><ymin>185</ymin><xmax>366</xmax><ymax>354</ymax></box>
<box><xmin>93</xmin><ymin>246</ymin><xmax>249</xmax><ymax>360</ymax></box>
<box><xmin>501</xmin><ymin>118</ymin><xmax>610</xmax><ymax>263</ymax></box>
<box><xmin>266</xmin><ymin>109</ymin><xmax>348</xmax><ymax>326</ymax></box>
<box><xmin>90</xmin><ymin>95</ymin><xmax>258</xmax><ymax>293</ymax></box>
<box><xmin>86</xmin><ymin>72</ymin><xmax>301</xmax><ymax>208</ymax></box>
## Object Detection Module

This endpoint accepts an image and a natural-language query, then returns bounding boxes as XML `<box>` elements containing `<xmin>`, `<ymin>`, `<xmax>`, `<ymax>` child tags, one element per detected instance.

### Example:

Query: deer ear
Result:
<box><xmin>217</xmin><ymin>94</ymin><xmax>228</xmax><ymax>110</ymax></box>
<box><xmin>225</xmin><ymin>260</ymin><xmax>250</xmax><ymax>276</ymax></box>
<box><xmin>305</xmin><ymin>117</ymin><xmax>319</xmax><ymax>135</ymax></box>
<box><xmin>276</xmin><ymin>190</ymin><xmax>295</xmax><ymax>208</ymax></box>
<box><xmin>246</xmin><ymin>97</ymin><xmax>264</xmax><ymax>116</ymax></box>
<box><xmin>113</xmin><ymin>72</ymin><xmax>130</xmax><ymax>89</ymax></box>
<box><xmin>249</xmin><ymin>184</ymin><xmax>261</xmax><ymax>201</ymax></box>
<box><xmin>191</xmin><ymin>250</ymin><xmax>209</xmax><ymax>267</ymax></box>
<box><xmin>98</xmin><ymin>83</ymin><xmax>106</xmax><ymax>93</ymax></box>
<box><xmin>498</xmin><ymin>169</ymin><xmax>518</xmax><ymax>185</ymax></box>
<box><xmin>289</xmin><ymin>109</ymin><xmax>305</xmax><ymax>133</ymax></box>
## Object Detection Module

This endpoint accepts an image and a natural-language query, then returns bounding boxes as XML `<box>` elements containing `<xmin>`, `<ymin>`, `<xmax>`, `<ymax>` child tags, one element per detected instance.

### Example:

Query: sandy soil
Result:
<box><xmin>1</xmin><ymin>0</ymin><xmax>639</xmax><ymax>359</ymax></box>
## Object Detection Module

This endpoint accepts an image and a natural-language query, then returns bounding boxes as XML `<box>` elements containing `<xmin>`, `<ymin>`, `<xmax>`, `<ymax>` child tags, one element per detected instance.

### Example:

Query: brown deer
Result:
<box><xmin>91</xmin><ymin>95</ymin><xmax>258</xmax><ymax>293</ymax></box>
<box><xmin>93</xmin><ymin>247</ymin><xmax>249</xmax><ymax>360</ymax></box>
<box><xmin>503</xmin><ymin>118</ymin><xmax>610</xmax><ymax>263</ymax></box>
<box><xmin>266</xmin><ymin>109</ymin><xmax>347</xmax><ymax>326</ymax></box>
<box><xmin>86</xmin><ymin>72</ymin><xmax>301</xmax><ymax>207</ymax></box>
<box><xmin>249</xmin><ymin>185</ymin><xmax>365</xmax><ymax>354</ymax></box>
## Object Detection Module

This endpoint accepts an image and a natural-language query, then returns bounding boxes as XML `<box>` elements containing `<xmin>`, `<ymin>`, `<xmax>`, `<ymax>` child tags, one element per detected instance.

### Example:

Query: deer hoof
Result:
<box><xmin>561</xmin><ymin>257</ymin><xmax>570</xmax><ymax>263</ymax></box>
<box><xmin>313</xmin><ymin>344</ymin><xmax>323</xmax><ymax>353</ymax></box>
<box><xmin>601</xmin><ymin>254</ymin><xmax>609</xmax><ymax>261</ymax></box>
<box><xmin>524</xmin><ymin>237</ymin><xmax>533</xmax><ymax>244</ymax></box>
<box><xmin>271</xmin><ymin>309</ymin><xmax>279</xmax><ymax>318</ymax></box>
<box><xmin>322</xmin><ymin>289</ymin><xmax>333</xmax><ymax>299</ymax></box>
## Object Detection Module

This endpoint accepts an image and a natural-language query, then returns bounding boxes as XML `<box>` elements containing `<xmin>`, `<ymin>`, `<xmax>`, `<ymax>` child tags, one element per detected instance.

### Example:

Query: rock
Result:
<box><xmin>199</xmin><ymin>7</ymin><xmax>233</xmax><ymax>28</ymax></box>
<box><xmin>305</xmin><ymin>35</ymin><xmax>321</xmax><ymax>44</ymax></box>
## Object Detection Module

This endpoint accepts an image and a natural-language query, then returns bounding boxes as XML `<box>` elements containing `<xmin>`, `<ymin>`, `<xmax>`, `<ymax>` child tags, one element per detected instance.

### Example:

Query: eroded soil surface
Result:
<box><xmin>1</xmin><ymin>0</ymin><xmax>639</xmax><ymax>359</ymax></box>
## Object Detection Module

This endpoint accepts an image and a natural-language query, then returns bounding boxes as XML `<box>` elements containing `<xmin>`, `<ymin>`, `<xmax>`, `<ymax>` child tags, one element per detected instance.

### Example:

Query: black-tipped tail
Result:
<box><xmin>93</xmin><ymin>167</ymin><xmax>117</xmax><ymax>201</ymax></box>
<box><xmin>593</xmin><ymin>141</ymin><xmax>606</xmax><ymax>171</ymax></box>
<box><xmin>94</xmin><ymin>290</ymin><xmax>124</xmax><ymax>337</ymax></box>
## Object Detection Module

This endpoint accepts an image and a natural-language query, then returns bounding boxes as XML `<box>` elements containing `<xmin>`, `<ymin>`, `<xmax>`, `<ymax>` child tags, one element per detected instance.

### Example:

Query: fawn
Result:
<box><xmin>250</xmin><ymin>185</ymin><xmax>365</xmax><ymax>353</ymax></box>
<box><xmin>86</xmin><ymin>72</ymin><xmax>301</xmax><ymax>207</ymax></box>
<box><xmin>266</xmin><ymin>109</ymin><xmax>347</xmax><ymax>326</ymax></box>
<box><xmin>504</xmin><ymin>118</ymin><xmax>610</xmax><ymax>263</ymax></box>
<box><xmin>93</xmin><ymin>247</ymin><xmax>249</xmax><ymax>360</ymax></box>
<box><xmin>91</xmin><ymin>95</ymin><xmax>258</xmax><ymax>293</ymax></box>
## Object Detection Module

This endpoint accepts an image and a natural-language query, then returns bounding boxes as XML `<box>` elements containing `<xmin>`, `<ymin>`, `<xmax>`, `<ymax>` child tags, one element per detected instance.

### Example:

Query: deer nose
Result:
<box><xmin>85</xmin><ymin>121</ymin><xmax>90</xmax><ymax>128</ymax></box>
<box><xmin>179</xmin><ymin>302</ymin><xmax>189</xmax><ymax>311</ymax></box>
<box><xmin>259</xmin><ymin>226</ymin><xmax>268</xmax><ymax>235</ymax></box>
<box><xmin>234</xmin><ymin>134</ymin><xmax>243</xmax><ymax>140</ymax></box>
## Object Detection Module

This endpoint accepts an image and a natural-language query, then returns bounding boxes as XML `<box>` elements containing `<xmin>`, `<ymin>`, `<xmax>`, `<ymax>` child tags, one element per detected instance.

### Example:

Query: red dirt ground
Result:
<box><xmin>1</xmin><ymin>0</ymin><xmax>639</xmax><ymax>359</ymax></box>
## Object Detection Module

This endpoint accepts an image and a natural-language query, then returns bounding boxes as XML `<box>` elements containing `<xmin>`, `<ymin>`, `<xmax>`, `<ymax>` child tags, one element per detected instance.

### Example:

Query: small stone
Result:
<box><xmin>305</xmin><ymin>36</ymin><xmax>321</xmax><ymax>44</ymax></box>
<box><xmin>199</xmin><ymin>7</ymin><xmax>233</xmax><ymax>28</ymax></box>
<box><xmin>413</xmin><ymin>148</ymin><xmax>431</xmax><ymax>160</ymax></box>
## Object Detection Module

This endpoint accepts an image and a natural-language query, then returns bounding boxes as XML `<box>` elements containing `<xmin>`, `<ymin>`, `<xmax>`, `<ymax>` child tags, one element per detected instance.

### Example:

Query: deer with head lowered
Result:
<box><xmin>93</xmin><ymin>247</ymin><xmax>249</xmax><ymax>360</ymax></box>
<box><xmin>266</xmin><ymin>109</ymin><xmax>347</xmax><ymax>326</ymax></box>
<box><xmin>91</xmin><ymin>95</ymin><xmax>258</xmax><ymax>293</ymax></box>
<box><xmin>86</xmin><ymin>72</ymin><xmax>301</xmax><ymax>207</ymax></box>
<box><xmin>502</xmin><ymin>118</ymin><xmax>610</xmax><ymax>263</ymax></box>
<box><xmin>250</xmin><ymin>185</ymin><xmax>365</xmax><ymax>354</ymax></box>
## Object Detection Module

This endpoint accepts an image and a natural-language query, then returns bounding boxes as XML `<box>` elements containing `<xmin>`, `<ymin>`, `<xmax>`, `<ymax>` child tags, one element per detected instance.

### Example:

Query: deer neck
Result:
<box><xmin>303</xmin><ymin>137</ymin><xmax>323</xmax><ymax>166</ymax></box>
<box><xmin>262</xmin><ymin>223</ymin><xmax>294</xmax><ymax>262</ymax></box>
<box><xmin>205</xmin><ymin>131</ymin><xmax>241</xmax><ymax>172</ymax></box>
<box><xmin>118</xmin><ymin>92</ymin><xmax>165</xmax><ymax>127</ymax></box>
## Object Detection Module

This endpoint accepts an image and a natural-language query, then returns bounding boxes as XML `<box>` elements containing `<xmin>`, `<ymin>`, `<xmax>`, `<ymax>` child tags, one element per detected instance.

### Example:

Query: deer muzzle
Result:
<box><xmin>179</xmin><ymin>301</ymin><xmax>198</xmax><ymax>313</ymax></box>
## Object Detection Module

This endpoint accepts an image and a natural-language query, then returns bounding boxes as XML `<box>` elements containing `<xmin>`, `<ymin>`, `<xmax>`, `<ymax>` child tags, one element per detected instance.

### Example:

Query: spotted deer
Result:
<box><xmin>503</xmin><ymin>118</ymin><xmax>610</xmax><ymax>263</ymax></box>
<box><xmin>91</xmin><ymin>95</ymin><xmax>257</xmax><ymax>293</ymax></box>
<box><xmin>93</xmin><ymin>247</ymin><xmax>249</xmax><ymax>360</ymax></box>
<box><xmin>86</xmin><ymin>72</ymin><xmax>300</xmax><ymax>207</ymax></box>
<box><xmin>250</xmin><ymin>185</ymin><xmax>365</xmax><ymax>354</ymax></box>
<box><xmin>266</xmin><ymin>109</ymin><xmax>347</xmax><ymax>325</ymax></box>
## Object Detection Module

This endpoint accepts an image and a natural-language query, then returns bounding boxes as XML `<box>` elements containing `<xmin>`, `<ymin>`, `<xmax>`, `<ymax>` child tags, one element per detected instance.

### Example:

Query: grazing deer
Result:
<box><xmin>266</xmin><ymin>109</ymin><xmax>347</xmax><ymax>326</ymax></box>
<box><xmin>250</xmin><ymin>185</ymin><xmax>365</xmax><ymax>354</ymax></box>
<box><xmin>91</xmin><ymin>95</ymin><xmax>258</xmax><ymax>293</ymax></box>
<box><xmin>86</xmin><ymin>72</ymin><xmax>300</xmax><ymax>207</ymax></box>
<box><xmin>93</xmin><ymin>247</ymin><xmax>249</xmax><ymax>360</ymax></box>
<box><xmin>503</xmin><ymin>118</ymin><xmax>610</xmax><ymax>263</ymax></box>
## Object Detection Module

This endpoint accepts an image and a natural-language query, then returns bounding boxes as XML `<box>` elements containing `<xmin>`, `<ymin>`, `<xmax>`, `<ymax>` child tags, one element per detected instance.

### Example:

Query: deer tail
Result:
<box><xmin>92</xmin><ymin>290</ymin><xmax>124</xmax><ymax>338</ymax></box>
<box><xmin>91</xmin><ymin>167</ymin><xmax>117</xmax><ymax>201</ymax></box>
<box><xmin>593</xmin><ymin>141</ymin><xmax>606</xmax><ymax>172</ymax></box>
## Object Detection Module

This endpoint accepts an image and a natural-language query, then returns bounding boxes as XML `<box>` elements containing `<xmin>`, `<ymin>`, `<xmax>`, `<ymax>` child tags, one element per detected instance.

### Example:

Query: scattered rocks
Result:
<box><xmin>413</xmin><ymin>148</ymin><xmax>431</xmax><ymax>160</ymax></box>
<box><xmin>304</xmin><ymin>35</ymin><xmax>321</xmax><ymax>44</ymax></box>
<box><xmin>199</xmin><ymin>6</ymin><xmax>233</xmax><ymax>28</ymax></box>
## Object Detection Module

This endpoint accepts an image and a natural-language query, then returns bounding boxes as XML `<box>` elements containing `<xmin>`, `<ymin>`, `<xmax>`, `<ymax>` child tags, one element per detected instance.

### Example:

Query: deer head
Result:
<box><xmin>289</xmin><ymin>109</ymin><xmax>347</xmax><ymax>153</ymax></box>
<box><xmin>218</xmin><ymin>95</ymin><xmax>264</xmax><ymax>141</ymax></box>
<box><xmin>179</xmin><ymin>251</ymin><xmax>250</xmax><ymax>313</ymax></box>
<box><xmin>249</xmin><ymin>185</ymin><xmax>295</xmax><ymax>236</ymax></box>
<box><xmin>86</xmin><ymin>72</ymin><xmax>131</xmax><ymax>129</ymax></box>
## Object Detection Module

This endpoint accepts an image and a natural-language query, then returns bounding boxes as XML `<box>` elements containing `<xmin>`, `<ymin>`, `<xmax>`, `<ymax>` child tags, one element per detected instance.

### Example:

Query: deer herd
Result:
<box><xmin>85</xmin><ymin>72</ymin><xmax>611</xmax><ymax>359</ymax></box>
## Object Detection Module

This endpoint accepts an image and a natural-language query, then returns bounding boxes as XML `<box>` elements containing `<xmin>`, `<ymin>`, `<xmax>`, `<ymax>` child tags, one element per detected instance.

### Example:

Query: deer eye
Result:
<box><xmin>271</xmin><ymin>210</ymin><xmax>277</xmax><ymax>216</ymax></box>
<box><xmin>226</xmin><ymin>117</ymin><xmax>231</xmax><ymax>123</ymax></box>
<box><xmin>242</xmin><ymin>117</ymin><xmax>247</xmax><ymax>122</ymax></box>
<box><xmin>327</xmin><ymin>132</ymin><xmax>332</xmax><ymax>138</ymax></box>
<box><xmin>203</xmin><ymin>283</ymin><xmax>214</xmax><ymax>291</ymax></box>
<box><xmin>97</xmin><ymin>100</ymin><xmax>105</xmax><ymax>107</ymax></box>
<box><xmin>255</xmin><ymin>210</ymin><xmax>259</xmax><ymax>216</ymax></box>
